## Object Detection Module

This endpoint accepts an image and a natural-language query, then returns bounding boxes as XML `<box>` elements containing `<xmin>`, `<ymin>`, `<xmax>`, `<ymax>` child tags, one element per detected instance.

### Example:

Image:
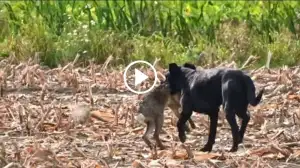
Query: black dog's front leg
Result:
<box><xmin>177</xmin><ymin>100</ymin><xmax>193</xmax><ymax>143</ymax></box>
<box><xmin>200</xmin><ymin>112</ymin><xmax>218</xmax><ymax>152</ymax></box>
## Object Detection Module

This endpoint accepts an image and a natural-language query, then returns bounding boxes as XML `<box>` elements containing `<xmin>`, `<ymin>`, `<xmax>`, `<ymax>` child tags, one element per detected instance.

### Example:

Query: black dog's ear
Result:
<box><xmin>183</xmin><ymin>62</ymin><xmax>196</xmax><ymax>70</ymax></box>
<box><xmin>169</xmin><ymin>63</ymin><xmax>180</xmax><ymax>75</ymax></box>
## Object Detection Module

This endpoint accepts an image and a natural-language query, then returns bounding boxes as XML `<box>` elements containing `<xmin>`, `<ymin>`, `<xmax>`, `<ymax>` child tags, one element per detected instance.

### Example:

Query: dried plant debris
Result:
<box><xmin>0</xmin><ymin>57</ymin><xmax>300</xmax><ymax>168</ymax></box>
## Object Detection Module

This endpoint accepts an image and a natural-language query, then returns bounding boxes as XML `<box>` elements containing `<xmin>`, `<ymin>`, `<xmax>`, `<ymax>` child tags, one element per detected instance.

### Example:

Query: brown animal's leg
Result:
<box><xmin>154</xmin><ymin>115</ymin><xmax>166</xmax><ymax>150</ymax></box>
<box><xmin>188</xmin><ymin>118</ymin><xmax>196</xmax><ymax>129</ymax></box>
<box><xmin>142</xmin><ymin>121</ymin><xmax>155</xmax><ymax>149</ymax></box>
<box><xmin>170</xmin><ymin>94</ymin><xmax>196</xmax><ymax>129</ymax></box>
<box><xmin>168</xmin><ymin>102</ymin><xmax>191</xmax><ymax>132</ymax></box>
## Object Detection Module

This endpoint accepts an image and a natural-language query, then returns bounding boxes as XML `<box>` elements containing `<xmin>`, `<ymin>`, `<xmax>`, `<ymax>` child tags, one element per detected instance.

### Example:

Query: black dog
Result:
<box><xmin>165</xmin><ymin>63</ymin><xmax>264</xmax><ymax>152</ymax></box>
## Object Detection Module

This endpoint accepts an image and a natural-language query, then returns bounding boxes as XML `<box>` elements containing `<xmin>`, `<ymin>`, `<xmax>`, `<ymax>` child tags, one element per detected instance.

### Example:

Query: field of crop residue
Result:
<box><xmin>0</xmin><ymin>57</ymin><xmax>300</xmax><ymax>168</ymax></box>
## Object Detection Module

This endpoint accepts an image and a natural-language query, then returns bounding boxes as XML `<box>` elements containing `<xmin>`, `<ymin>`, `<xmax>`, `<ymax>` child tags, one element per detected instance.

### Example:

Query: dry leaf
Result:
<box><xmin>165</xmin><ymin>159</ymin><xmax>180</xmax><ymax>167</ymax></box>
<box><xmin>91</xmin><ymin>110</ymin><xmax>115</xmax><ymax>123</ymax></box>
<box><xmin>249</xmin><ymin>147</ymin><xmax>272</xmax><ymax>156</ymax></box>
<box><xmin>148</xmin><ymin>160</ymin><xmax>162</xmax><ymax>167</ymax></box>
<box><xmin>132</xmin><ymin>160</ymin><xmax>147</xmax><ymax>168</ymax></box>
<box><xmin>193</xmin><ymin>152</ymin><xmax>221</xmax><ymax>161</ymax></box>
<box><xmin>287</xmin><ymin>94</ymin><xmax>300</xmax><ymax>102</ymax></box>
<box><xmin>94</xmin><ymin>164</ymin><xmax>102</xmax><ymax>168</ymax></box>
<box><xmin>172</xmin><ymin>151</ymin><xmax>189</xmax><ymax>160</ymax></box>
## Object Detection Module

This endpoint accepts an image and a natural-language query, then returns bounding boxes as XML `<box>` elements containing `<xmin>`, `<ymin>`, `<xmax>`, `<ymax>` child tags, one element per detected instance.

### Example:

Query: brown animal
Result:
<box><xmin>135</xmin><ymin>82</ymin><xmax>195</xmax><ymax>150</ymax></box>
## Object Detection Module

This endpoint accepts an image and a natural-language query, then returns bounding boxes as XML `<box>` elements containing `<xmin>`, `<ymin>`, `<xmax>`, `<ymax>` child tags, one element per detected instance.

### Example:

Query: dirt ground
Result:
<box><xmin>0</xmin><ymin>57</ymin><xmax>300</xmax><ymax>168</ymax></box>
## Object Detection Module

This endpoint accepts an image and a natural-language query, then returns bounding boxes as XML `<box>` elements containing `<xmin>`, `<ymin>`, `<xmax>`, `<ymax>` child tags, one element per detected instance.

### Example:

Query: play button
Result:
<box><xmin>134</xmin><ymin>69</ymin><xmax>148</xmax><ymax>86</ymax></box>
<box><xmin>123</xmin><ymin>60</ymin><xmax>158</xmax><ymax>94</ymax></box>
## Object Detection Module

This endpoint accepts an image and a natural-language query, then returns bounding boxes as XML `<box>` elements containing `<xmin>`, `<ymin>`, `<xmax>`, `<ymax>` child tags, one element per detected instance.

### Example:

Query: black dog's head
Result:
<box><xmin>165</xmin><ymin>62</ymin><xmax>196</xmax><ymax>95</ymax></box>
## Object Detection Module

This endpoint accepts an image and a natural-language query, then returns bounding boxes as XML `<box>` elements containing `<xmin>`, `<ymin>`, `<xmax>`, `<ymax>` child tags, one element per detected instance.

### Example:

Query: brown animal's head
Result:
<box><xmin>154</xmin><ymin>80</ymin><xmax>170</xmax><ymax>96</ymax></box>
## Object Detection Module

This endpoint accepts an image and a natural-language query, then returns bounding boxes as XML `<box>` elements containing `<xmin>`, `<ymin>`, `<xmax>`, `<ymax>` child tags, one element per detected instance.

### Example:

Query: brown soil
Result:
<box><xmin>0</xmin><ymin>57</ymin><xmax>300</xmax><ymax>168</ymax></box>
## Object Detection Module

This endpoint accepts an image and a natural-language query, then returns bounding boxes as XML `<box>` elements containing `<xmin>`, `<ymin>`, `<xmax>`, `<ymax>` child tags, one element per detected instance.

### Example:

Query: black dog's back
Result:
<box><xmin>184</xmin><ymin>67</ymin><xmax>263</xmax><ymax>113</ymax></box>
<box><xmin>189</xmin><ymin>68</ymin><xmax>224</xmax><ymax>113</ymax></box>
<box><xmin>182</xmin><ymin>67</ymin><xmax>239</xmax><ymax>113</ymax></box>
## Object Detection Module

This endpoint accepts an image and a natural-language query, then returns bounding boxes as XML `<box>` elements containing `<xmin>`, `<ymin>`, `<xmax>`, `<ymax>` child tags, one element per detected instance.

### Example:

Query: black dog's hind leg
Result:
<box><xmin>222</xmin><ymin>80</ymin><xmax>240</xmax><ymax>152</ymax></box>
<box><xmin>236</xmin><ymin>109</ymin><xmax>250</xmax><ymax>144</ymax></box>
<box><xmin>200</xmin><ymin>111</ymin><xmax>218</xmax><ymax>152</ymax></box>
<box><xmin>225</xmin><ymin>108</ymin><xmax>239</xmax><ymax>152</ymax></box>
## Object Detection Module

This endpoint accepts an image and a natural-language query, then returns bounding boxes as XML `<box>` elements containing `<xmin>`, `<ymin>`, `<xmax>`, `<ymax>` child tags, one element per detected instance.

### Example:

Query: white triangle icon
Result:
<box><xmin>135</xmin><ymin>69</ymin><xmax>149</xmax><ymax>86</ymax></box>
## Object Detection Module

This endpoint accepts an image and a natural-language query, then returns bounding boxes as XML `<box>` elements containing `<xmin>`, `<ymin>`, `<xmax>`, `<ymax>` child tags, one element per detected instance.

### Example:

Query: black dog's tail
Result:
<box><xmin>243</xmin><ymin>75</ymin><xmax>264</xmax><ymax>106</ymax></box>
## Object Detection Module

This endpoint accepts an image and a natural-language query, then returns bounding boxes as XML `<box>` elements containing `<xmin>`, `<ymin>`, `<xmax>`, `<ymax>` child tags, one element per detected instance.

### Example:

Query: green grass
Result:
<box><xmin>0</xmin><ymin>0</ymin><xmax>300</xmax><ymax>68</ymax></box>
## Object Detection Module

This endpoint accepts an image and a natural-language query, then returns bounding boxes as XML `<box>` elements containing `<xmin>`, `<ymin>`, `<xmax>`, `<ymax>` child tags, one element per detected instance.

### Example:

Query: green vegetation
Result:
<box><xmin>1</xmin><ymin>1</ymin><xmax>300</xmax><ymax>68</ymax></box>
